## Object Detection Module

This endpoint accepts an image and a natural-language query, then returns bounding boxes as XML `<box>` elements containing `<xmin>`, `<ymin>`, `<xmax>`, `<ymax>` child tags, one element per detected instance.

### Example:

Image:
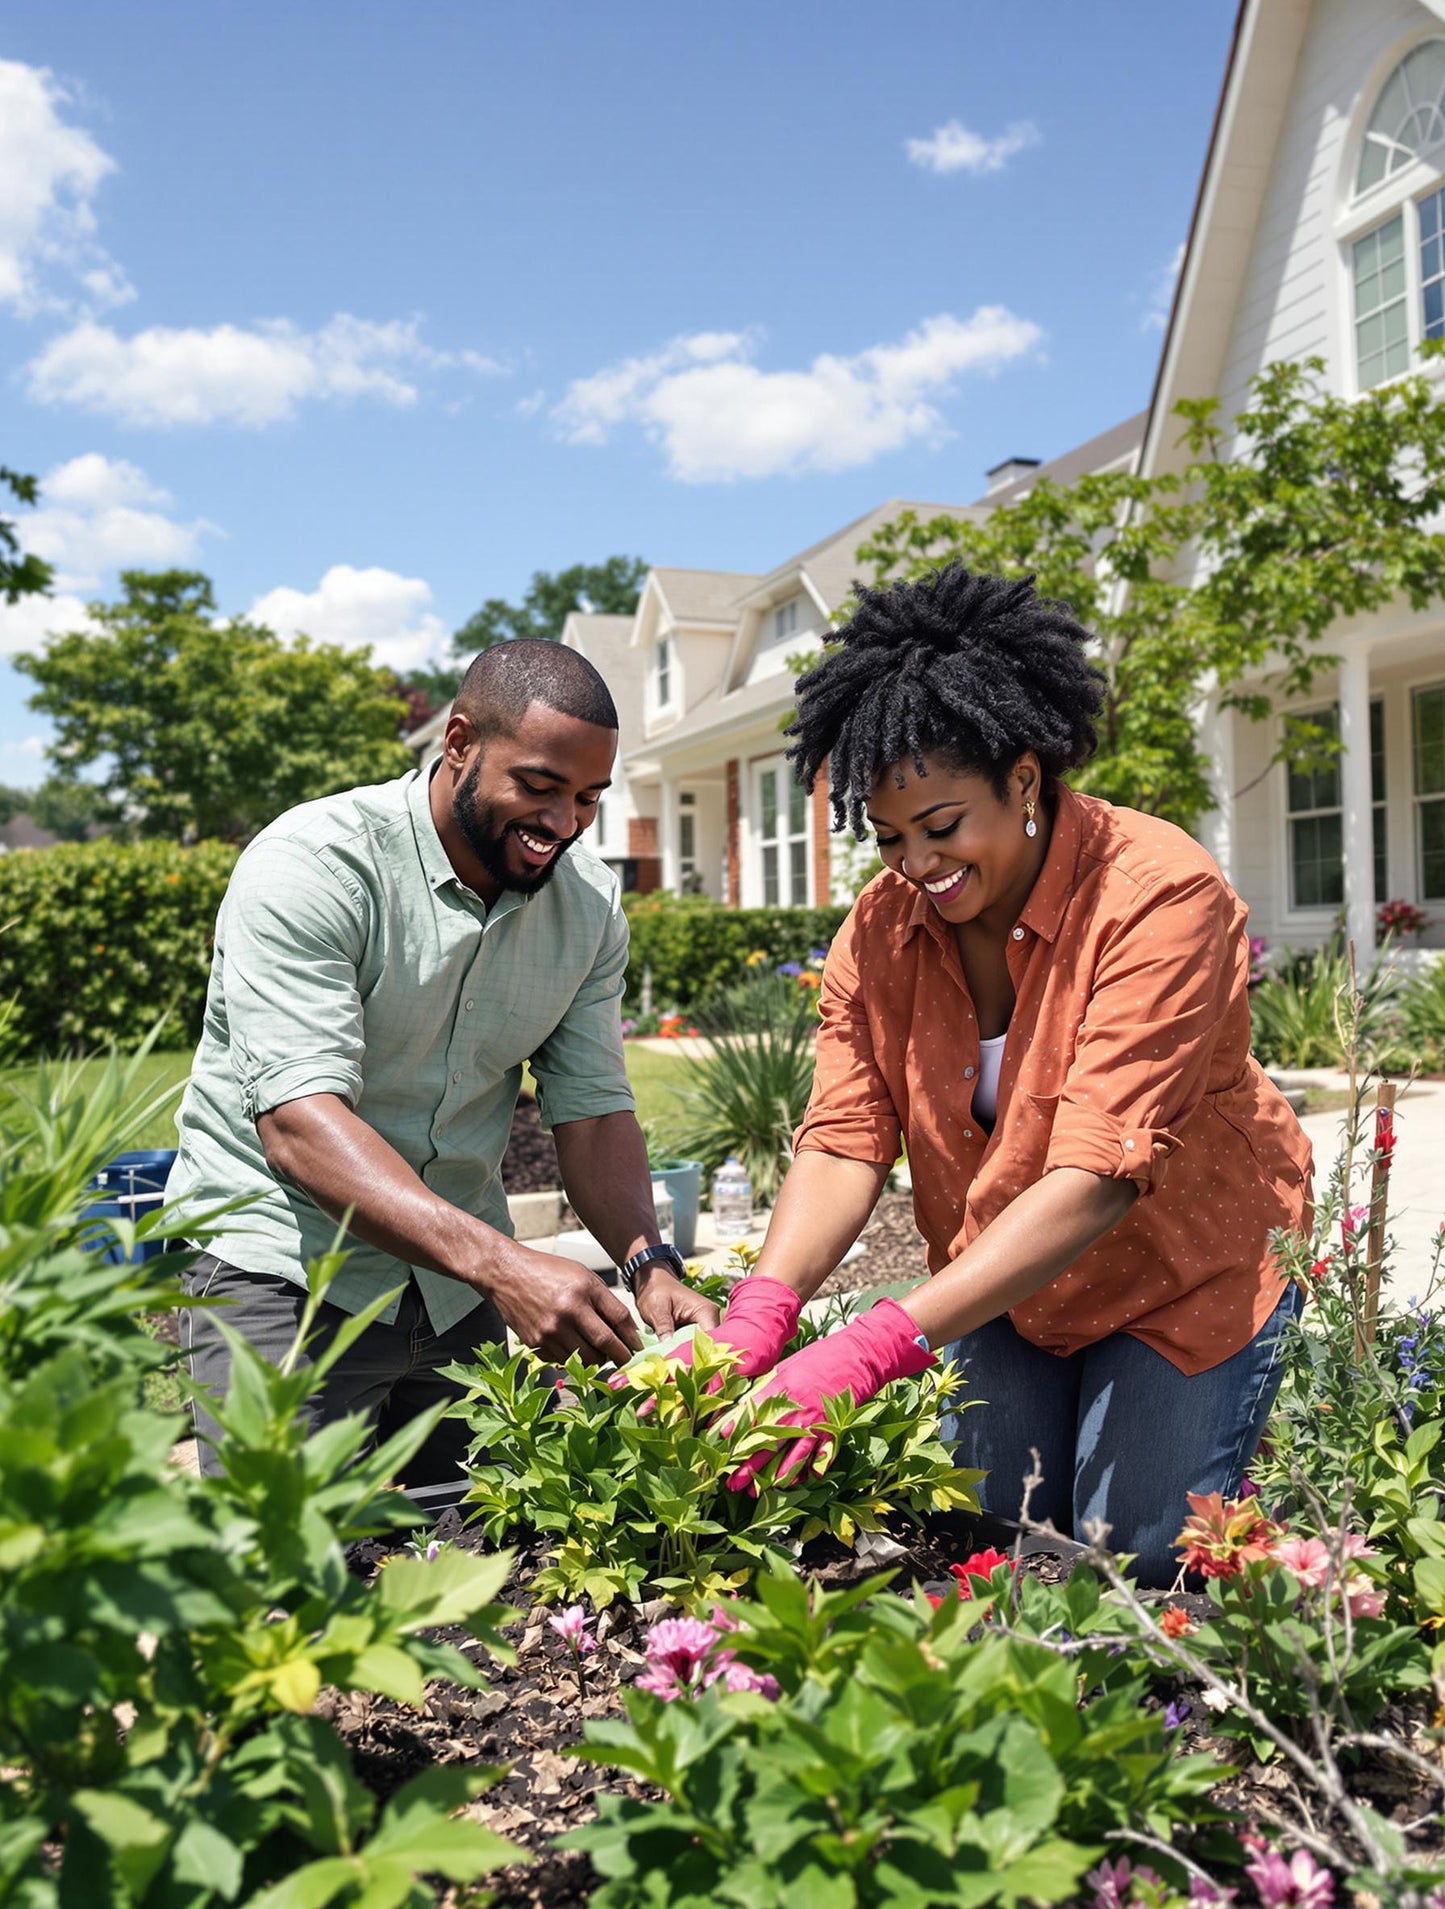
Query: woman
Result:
<box><xmin>703</xmin><ymin>564</ymin><xmax>1311</xmax><ymax>1587</ymax></box>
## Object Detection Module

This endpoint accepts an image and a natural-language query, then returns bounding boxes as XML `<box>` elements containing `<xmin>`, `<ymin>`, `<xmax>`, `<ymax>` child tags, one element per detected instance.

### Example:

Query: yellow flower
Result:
<box><xmin>744</xmin><ymin>949</ymin><xmax>769</xmax><ymax>968</ymax></box>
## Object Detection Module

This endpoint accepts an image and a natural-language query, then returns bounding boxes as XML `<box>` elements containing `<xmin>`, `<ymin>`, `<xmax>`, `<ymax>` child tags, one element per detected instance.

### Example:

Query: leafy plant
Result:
<box><xmin>448</xmin><ymin>1327</ymin><xmax>979</xmax><ymax>1609</ymax></box>
<box><xmin>658</xmin><ymin>977</ymin><xmax>820</xmax><ymax>1202</ymax></box>
<box><xmin>1397</xmin><ymin>954</ymin><xmax>1445</xmax><ymax>1071</ymax></box>
<box><xmin>621</xmin><ymin>893</ymin><xmax>846</xmax><ymax>1013</ymax></box>
<box><xmin>1247</xmin><ymin>939</ymin><xmax>1399</xmax><ymax>1070</ymax></box>
<box><xmin>0</xmin><ymin>1045</ymin><xmax>524</xmax><ymax>1906</ymax></box>
<box><xmin>564</xmin><ymin>1568</ymin><xmax>1219</xmax><ymax>1909</ymax></box>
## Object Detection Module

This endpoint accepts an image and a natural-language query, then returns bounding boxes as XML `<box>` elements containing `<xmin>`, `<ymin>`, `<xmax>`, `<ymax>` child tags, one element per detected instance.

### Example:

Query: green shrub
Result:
<box><xmin>1248</xmin><ymin>939</ymin><xmax>1399</xmax><ymax>1069</ymax></box>
<box><xmin>622</xmin><ymin>892</ymin><xmax>847</xmax><ymax>1010</ymax></box>
<box><xmin>0</xmin><ymin>1043</ymin><xmax>524</xmax><ymax>1906</ymax></box>
<box><xmin>0</xmin><ymin>838</ymin><xmax>239</xmax><ymax>1060</ymax></box>
<box><xmin>1397</xmin><ymin>954</ymin><xmax>1445</xmax><ymax>1071</ymax></box>
<box><xmin>659</xmin><ymin>979</ymin><xmax>820</xmax><ymax>1203</ymax></box>
<box><xmin>448</xmin><ymin>1326</ymin><xmax>978</xmax><ymax>1610</ymax></box>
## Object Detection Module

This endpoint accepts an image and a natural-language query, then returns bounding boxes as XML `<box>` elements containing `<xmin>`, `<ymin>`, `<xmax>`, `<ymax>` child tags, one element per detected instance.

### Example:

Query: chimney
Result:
<box><xmin>985</xmin><ymin>455</ymin><xmax>1041</xmax><ymax>495</ymax></box>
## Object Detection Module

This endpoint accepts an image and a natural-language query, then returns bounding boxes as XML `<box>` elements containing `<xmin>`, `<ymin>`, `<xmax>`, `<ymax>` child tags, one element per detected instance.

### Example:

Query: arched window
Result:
<box><xmin>1346</xmin><ymin>40</ymin><xmax>1445</xmax><ymax>389</ymax></box>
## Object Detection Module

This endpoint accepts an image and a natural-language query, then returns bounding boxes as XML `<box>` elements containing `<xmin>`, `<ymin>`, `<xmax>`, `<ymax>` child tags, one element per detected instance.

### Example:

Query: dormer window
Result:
<box><xmin>1345</xmin><ymin>40</ymin><xmax>1445</xmax><ymax>390</ymax></box>
<box><xmin>654</xmin><ymin>633</ymin><xmax>673</xmax><ymax>706</ymax></box>
<box><xmin>772</xmin><ymin>597</ymin><xmax>800</xmax><ymax>643</ymax></box>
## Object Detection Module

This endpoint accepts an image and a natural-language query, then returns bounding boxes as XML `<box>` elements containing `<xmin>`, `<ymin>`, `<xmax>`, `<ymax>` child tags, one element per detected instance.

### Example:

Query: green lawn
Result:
<box><xmin>0</xmin><ymin>1042</ymin><xmax>696</xmax><ymax>1154</ymax></box>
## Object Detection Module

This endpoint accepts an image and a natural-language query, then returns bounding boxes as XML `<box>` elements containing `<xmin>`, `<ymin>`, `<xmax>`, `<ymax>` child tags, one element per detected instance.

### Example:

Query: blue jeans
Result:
<box><xmin>938</xmin><ymin>1281</ymin><xmax>1301</xmax><ymax>1587</ymax></box>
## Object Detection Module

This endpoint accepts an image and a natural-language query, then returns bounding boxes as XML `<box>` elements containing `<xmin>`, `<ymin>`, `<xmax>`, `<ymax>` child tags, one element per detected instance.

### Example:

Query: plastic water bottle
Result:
<box><xmin>712</xmin><ymin>1156</ymin><xmax>753</xmax><ymax>1242</ymax></box>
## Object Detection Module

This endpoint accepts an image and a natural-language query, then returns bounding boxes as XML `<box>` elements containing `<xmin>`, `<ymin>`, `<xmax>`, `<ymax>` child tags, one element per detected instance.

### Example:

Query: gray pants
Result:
<box><xmin>182</xmin><ymin>1253</ymin><xmax>505</xmax><ymax>1485</ymax></box>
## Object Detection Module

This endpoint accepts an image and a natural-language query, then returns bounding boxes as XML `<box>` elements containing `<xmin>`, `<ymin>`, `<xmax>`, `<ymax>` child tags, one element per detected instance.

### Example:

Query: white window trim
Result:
<box><xmin>749</xmin><ymin>753</ymin><xmax>812</xmax><ymax>907</ymax></box>
<box><xmin>650</xmin><ymin>630</ymin><xmax>677</xmax><ymax>717</ymax></box>
<box><xmin>1273</xmin><ymin>697</ymin><xmax>1387</xmax><ymax>925</ymax></box>
<box><xmin>1411</xmin><ymin>675</ymin><xmax>1445</xmax><ymax>902</ymax></box>
<box><xmin>1335</xmin><ymin>35</ymin><xmax>1445</xmax><ymax>397</ymax></box>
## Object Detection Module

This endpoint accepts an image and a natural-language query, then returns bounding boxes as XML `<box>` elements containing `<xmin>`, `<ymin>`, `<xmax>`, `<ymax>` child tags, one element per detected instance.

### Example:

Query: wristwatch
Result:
<box><xmin>618</xmin><ymin>1242</ymin><xmax>688</xmax><ymax>1293</ymax></box>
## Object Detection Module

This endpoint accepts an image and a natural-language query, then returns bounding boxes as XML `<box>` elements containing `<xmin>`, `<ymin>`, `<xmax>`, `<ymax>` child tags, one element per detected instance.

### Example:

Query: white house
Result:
<box><xmin>1148</xmin><ymin>0</ymin><xmax>1445</xmax><ymax>955</ymax></box>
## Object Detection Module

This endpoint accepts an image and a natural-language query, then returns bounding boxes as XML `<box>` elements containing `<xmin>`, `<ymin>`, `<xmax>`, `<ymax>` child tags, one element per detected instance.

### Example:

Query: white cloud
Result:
<box><xmin>552</xmin><ymin>310</ymin><xmax>1043</xmax><ymax>482</ymax></box>
<box><xmin>248</xmin><ymin>565</ymin><xmax>449</xmax><ymax>675</ymax></box>
<box><xmin>0</xmin><ymin>59</ymin><xmax>133</xmax><ymax>314</ymax></box>
<box><xmin>905</xmin><ymin>118</ymin><xmax>1040</xmax><ymax>177</ymax></box>
<box><xmin>0</xmin><ymin>589</ymin><xmax>97</xmax><ymax>661</ymax></box>
<box><xmin>2</xmin><ymin>735</ymin><xmax>46</xmax><ymax>760</ymax></box>
<box><xmin>24</xmin><ymin>453</ymin><xmax>214</xmax><ymax>588</ymax></box>
<box><xmin>1142</xmin><ymin>241</ymin><xmax>1186</xmax><ymax>332</ymax></box>
<box><xmin>25</xmin><ymin>314</ymin><xmax>506</xmax><ymax>428</ymax></box>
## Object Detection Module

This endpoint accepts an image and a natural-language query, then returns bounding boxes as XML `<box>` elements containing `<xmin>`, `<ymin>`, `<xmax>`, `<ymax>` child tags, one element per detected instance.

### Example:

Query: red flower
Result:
<box><xmin>949</xmin><ymin>1547</ymin><xmax>1018</xmax><ymax>1598</ymax></box>
<box><xmin>1159</xmin><ymin>1604</ymin><xmax>1195</xmax><ymax>1638</ymax></box>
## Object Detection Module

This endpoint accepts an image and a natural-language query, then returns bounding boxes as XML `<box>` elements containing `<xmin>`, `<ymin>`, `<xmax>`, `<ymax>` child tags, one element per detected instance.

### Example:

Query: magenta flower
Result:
<box><xmin>547</xmin><ymin>1605</ymin><xmax>599</xmax><ymax>1656</ymax></box>
<box><xmin>645</xmin><ymin>1616</ymin><xmax>719</xmax><ymax>1677</ymax></box>
<box><xmin>1245</xmin><ymin>1846</ymin><xmax>1334</xmax><ymax>1909</ymax></box>
<box><xmin>715</xmin><ymin>1657</ymin><xmax>780</xmax><ymax>1698</ymax></box>
<box><xmin>1086</xmin><ymin>1857</ymin><xmax>1159</xmax><ymax>1909</ymax></box>
<box><xmin>1189</xmin><ymin>1880</ymin><xmax>1237</xmax><ymax>1906</ymax></box>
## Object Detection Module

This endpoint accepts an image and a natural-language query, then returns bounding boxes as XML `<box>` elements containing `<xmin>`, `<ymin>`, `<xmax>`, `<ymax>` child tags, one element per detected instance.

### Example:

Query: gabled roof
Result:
<box><xmin>1139</xmin><ymin>0</ymin><xmax>1311</xmax><ymax>480</ymax></box>
<box><xmin>650</xmin><ymin>566</ymin><xmax>760</xmax><ymax>625</ymax></box>
<box><xmin>975</xmin><ymin>410</ymin><xmax>1148</xmax><ymax>508</ymax></box>
<box><xmin>745</xmin><ymin>497</ymin><xmax>983</xmax><ymax>616</ymax></box>
<box><xmin>0</xmin><ymin>814</ymin><xmax>60</xmax><ymax>852</ymax></box>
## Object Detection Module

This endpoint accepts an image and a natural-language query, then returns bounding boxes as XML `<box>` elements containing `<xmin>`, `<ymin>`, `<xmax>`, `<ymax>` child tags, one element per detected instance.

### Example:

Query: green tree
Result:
<box><xmin>857</xmin><ymin>354</ymin><xmax>1445</xmax><ymax>829</ymax></box>
<box><xmin>451</xmin><ymin>554</ymin><xmax>647</xmax><ymax>656</ymax></box>
<box><xmin>29</xmin><ymin>775</ymin><xmax>105</xmax><ymax>841</ymax></box>
<box><xmin>16</xmin><ymin>569</ymin><xmax>412</xmax><ymax>841</ymax></box>
<box><xmin>0</xmin><ymin>465</ymin><xmax>53</xmax><ymax>606</ymax></box>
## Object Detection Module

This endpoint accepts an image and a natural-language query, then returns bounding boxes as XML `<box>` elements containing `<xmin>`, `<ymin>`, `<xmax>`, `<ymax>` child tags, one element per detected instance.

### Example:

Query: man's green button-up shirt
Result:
<box><xmin>168</xmin><ymin>766</ymin><xmax>635</xmax><ymax>1333</ymax></box>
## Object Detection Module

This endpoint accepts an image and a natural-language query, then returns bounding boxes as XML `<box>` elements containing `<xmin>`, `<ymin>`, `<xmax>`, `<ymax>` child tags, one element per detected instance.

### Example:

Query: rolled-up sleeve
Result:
<box><xmin>220</xmin><ymin>839</ymin><xmax>368</xmax><ymax>1121</ymax></box>
<box><xmin>793</xmin><ymin>908</ymin><xmax>902</xmax><ymax>1166</ymax></box>
<box><xmin>1043</xmin><ymin>872</ymin><xmax>1237</xmax><ymax>1196</ymax></box>
<box><xmin>529</xmin><ymin>889</ymin><xmax>635</xmax><ymax>1130</ymax></box>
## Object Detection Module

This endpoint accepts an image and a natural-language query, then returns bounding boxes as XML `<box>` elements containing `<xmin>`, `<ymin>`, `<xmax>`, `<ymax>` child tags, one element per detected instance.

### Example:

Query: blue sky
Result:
<box><xmin>0</xmin><ymin>0</ymin><xmax>1236</xmax><ymax>785</ymax></box>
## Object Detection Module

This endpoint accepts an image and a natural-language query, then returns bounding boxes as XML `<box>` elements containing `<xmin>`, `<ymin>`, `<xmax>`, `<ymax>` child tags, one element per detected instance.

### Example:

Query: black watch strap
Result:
<box><xmin>619</xmin><ymin>1242</ymin><xmax>687</xmax><ymax>1293</ymax></box>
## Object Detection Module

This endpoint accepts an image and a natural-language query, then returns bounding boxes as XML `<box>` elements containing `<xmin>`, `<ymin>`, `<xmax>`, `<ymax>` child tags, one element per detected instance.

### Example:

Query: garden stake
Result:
<box><xmin>1360</xmin><ymin>1082</ymin><xmax>1396</xmax><ymax>1353</ymax></box>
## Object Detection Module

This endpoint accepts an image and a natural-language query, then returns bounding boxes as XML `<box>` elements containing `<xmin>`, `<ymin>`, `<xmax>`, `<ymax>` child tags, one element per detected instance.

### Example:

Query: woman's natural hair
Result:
<box><xmin>785</xmin><ymin>562</ymin><xmax>1105</xmax><ymax>834</ymax></box>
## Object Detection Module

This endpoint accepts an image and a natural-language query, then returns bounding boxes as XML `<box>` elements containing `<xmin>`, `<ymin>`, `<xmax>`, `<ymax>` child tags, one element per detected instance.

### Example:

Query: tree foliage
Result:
<box><xmin>15</xmin><ymin>569</ymin><xmax>412</xmax><ymax>841</ymax></box>
<box><xmin>0</xmin><ymin>778</ymin><xmax>104</xmax><ymax>840</ymax></box>
<box><xmin>857</xmin><ymin>354</ymin><xmax>1445</xmax><ymax>829</ymax></box>
<box><xmin>452</xmin><ymin>554</ymin><xmax>647</xmax><ymax>656</ymax></box>
<box><xmin>0</xmin><ymin>464</ymin><xmax>53</xmax><ymax>606</ymax></box>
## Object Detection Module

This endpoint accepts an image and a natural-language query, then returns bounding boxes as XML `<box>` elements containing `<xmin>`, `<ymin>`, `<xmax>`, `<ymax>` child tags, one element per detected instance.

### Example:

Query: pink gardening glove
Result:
<box><xmin>724</xmin><ymin>1297</ymin><xmax>936</xmax><ymax>1492</ymax></box>
<box><xmin>672</xmin><ymin>1274</ymin><xmax>803</xmax><ymax>1381</ymax></box>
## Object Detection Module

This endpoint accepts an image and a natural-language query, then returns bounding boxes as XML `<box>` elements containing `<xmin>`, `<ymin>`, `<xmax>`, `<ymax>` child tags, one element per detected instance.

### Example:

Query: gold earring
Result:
<box><xmin>1023</xmin><ymin>799</ymin><xmax>1038</xmax><ymax>839</ymax></box>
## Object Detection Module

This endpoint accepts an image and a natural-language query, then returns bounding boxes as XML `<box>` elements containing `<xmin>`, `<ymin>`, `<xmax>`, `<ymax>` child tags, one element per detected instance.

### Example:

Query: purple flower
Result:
<box><xmin>424</xmin><ymin>1540</ymin><xmax>442</xmax><ymax>1562</ymax></box>
<box><xmin>1189</xmin><ymin>1880</ymin><xmax>1237</xmax><ymax>1906</ymax></box>
<box><xmin>1164</xmin><ymin>1699</ymin><xmax>1192</xmax><ymax>1730</ymax></box>
<box><xmin>548</xmin><ymin>1605</ymin><xmax>599</xmax><ymax>1656</ymax></box>
<box><xmin>637</xmin><ymin>1615</ymin><xmax>720</xmax><ymax>1697</ymax></box>
<box><xmin>776</xmin><ymin>962</ymin><xmax>802</xmax><ymax>977</ymax></box>
<box><xmin>1244</xmin><ymin>1846</ymin><xmax>1334</xmax><ymax>1909</ymax></box>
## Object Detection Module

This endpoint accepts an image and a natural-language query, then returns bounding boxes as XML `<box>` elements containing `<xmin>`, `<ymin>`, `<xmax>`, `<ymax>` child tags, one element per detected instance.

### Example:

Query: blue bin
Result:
<box><xmin>82</xmin><ymin>1148</ymin><xmax>178</xmax><ymax>1265</ymax></box>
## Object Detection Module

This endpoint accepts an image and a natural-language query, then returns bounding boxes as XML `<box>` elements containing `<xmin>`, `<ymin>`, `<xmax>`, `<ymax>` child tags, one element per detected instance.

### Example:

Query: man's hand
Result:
<box><xmin>632</xmin><ymin>1263</ymin><xmax>721</xmax><ymax>1338</ymax></box>
<box><xmin>480</xmin><ymin>1237</ymin><xmax>643</xmax><ymax>1366</ymax></box>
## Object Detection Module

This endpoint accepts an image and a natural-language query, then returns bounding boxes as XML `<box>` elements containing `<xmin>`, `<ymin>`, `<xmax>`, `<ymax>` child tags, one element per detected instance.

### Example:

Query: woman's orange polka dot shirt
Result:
<box><xmin>794</xmin><ymin>785</ymin><xmax>1313</xmax><ymax>1376</ymax></box>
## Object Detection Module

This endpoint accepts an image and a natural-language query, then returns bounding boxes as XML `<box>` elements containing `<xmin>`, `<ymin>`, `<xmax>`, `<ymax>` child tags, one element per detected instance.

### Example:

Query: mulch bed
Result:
<box><xmin>815</xmin><ymin>1188</ymin><xmax>929</xmax><ymax>1298</ymax></box>
<box><xmin>500</xmin><ymin>1097</ymin><xmax>560</xmax><ymax>1196</ymax></box>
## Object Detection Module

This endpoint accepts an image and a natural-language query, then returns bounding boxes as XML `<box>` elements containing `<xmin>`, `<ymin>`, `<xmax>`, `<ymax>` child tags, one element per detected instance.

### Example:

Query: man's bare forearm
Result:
<box><xmin>257</xmin><ymin>1092</ymin><xmax>501</xmax><ymax>1280</ymax></box>
<box><xmin>551</xmin><ymin>1110</ymin><xmax>657</xmax><ymax>1266</ymax></box>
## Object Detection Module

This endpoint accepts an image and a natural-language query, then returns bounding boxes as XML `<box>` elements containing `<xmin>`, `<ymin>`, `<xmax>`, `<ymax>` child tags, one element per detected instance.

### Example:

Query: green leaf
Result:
<box><xmin>346</xmin><ymin>1643</ymin><xmax>426</xmax><ymax>1710</ymax></box>
<box><xmin>243</xmin><ymin>1856</ymin><xmax>361</xmax><ymax>1909</ymax></box>
<box><xmin>70</xmin><ymin>1790</ymin><xmax>173</xmax><ymax>1899</ymax></box>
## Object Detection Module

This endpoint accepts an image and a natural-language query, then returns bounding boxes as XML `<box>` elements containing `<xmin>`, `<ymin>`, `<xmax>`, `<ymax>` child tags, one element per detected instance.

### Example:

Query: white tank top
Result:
<box><xmin>973</xmin><ymin>1033</ymin><xmax>1008</xmax><ymax>1126</ymax></box>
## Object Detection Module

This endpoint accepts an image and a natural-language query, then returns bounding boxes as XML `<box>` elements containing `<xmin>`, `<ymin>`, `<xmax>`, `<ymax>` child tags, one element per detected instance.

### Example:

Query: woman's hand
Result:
<box><xmin>666</xmin><ymin>1273</ymin><xmax>803</xmax><ymax>1381</ymax></box>
<box><xmin>724</xmin><ymin>1297</ymin><xmax>935</xmax><ymax>1490</ymax></box>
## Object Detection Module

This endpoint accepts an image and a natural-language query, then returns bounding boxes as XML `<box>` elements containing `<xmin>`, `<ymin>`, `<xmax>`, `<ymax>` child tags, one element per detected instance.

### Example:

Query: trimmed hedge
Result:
<box><xmin>621</xmin><ymin>892</ymin><xmax>849</xmax><ymax>1010</ymax></box>
<box><xmin>0</xmin><ymin>846</ymin><xmax>850</xmax><ymax>1061</ymax></box>
<box><xmin>0</xmin><ymin>838</ymin><xmax>239</xmax><ymax>1060</ymax></box>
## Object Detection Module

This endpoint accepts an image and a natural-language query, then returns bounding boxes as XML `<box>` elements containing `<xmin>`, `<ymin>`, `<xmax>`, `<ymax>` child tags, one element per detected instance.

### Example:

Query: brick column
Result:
<box><xmin>725</xmin><ymin>758</ymin><xmax>741</xmax><ymax>906</ymax></box>
<box><xmin>810</xmin><ymin>765</ymin><xmax>831</xmax><ymax>906</ymax></box>
<box><xmin>628</xmin><ymin>816</ymin><xmax>661</xmax><ymax>895</ymax></box>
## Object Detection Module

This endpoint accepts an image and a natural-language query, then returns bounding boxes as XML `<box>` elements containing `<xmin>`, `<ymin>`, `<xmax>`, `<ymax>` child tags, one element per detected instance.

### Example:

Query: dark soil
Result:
<box><xmin>500</xmin><ymin>1097</ymin><xmax>559</xmax><ymax>1196</ymax></box>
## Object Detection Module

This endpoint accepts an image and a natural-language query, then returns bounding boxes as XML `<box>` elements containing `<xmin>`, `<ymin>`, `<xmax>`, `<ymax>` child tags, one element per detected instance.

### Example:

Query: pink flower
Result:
<box><xmin>1189</xmin><ymin>1881</ymin><xmax>1237</xmax><ymax>1906</ymax></box>
<box><xmin>1341</xmin><ymin>1205</ymin><xmax>1370</xmax><ymax>1249</ymax></box>
<box><xmin>1276</xmin><ymin>1538</ymin><xmax>1332</xmax><ymax>1590</ymax></box>
<box><xmin>1244</xmin><ymin>1846</ymin><xmax>1334</xmax><ymax>1909</ymax></box>
<box><xmin>1339</xmin><ymin>1533</ymin><xmax>1377</xmax><ymax>1562</ymax></box>
<box><xmin>547</xmin><ymin>1605</ymin><xmax>599</xmax><ymax>1655</ymax></box>
<box><xmin>1086</xmin><ymin>1857</ymin><xmax>1160</xmax><ymax>1909</ymax></box>
<box><xmin>1343</xmin><ymin>1578</ymin><xmax>1385</xmax><ymax>1620</ymax></box>
<box><xmin>715</xmin><ymin>1658</ymin><xmax>779</xmax><ymax>1699</ymax></box>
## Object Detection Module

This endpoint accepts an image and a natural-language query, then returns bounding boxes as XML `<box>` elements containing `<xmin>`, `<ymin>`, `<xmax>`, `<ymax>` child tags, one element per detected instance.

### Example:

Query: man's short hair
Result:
<box><xmin>454</xmin><ymin>638</ymin><xmax>619</xmax><ymax>742</ymax></box>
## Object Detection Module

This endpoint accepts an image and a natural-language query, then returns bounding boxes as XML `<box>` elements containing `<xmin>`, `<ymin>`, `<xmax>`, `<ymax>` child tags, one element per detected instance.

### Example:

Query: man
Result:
<box><xmin>170</xmin><ymin>639</ymin><xmax>719</xmax><ymax>1481</ymax></box>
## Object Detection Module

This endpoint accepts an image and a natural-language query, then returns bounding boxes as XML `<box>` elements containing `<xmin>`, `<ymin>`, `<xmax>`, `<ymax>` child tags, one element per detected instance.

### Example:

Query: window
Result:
<box><xmin>1357</xmin><ymin>41</ymin><xmax>1445</xmax><ymax>193</ymax></box>
<box><xmin>595</xmin><ymin>798</ymin><xmax>607</xmax><ymax>847</ymax></box>
<box><xmin>1349</xmin><ymin>42</ymin><xmax>1445</xmax><ymax>389</ymax></box>
<box><xmin>756</xmin><ymin>760</ymin><xmax>808</xmax><ymax>905</ymax></box>
<box><xmin>772</xmin><ymin>597</ymin><xmax>800</xmax><ymax>643</ymax></box>
<box><xmin>678</xmin><ymin>790</ymin><xmax>697</xmax><ymax>886</ymax></box>
<box><xmin>1414</xmin><ymin>682</ymin><xmax>1445</xmax><ymax>899</ymax></box>
<box><xmin>654</xmin><ymin>634</ymin><xmax>672</xmax><ymax>706</ymax></box>
<box><xmin>1284</xmin><ymin>701</ymin><xmax>1387</xmax><ymax>910</ymax></box>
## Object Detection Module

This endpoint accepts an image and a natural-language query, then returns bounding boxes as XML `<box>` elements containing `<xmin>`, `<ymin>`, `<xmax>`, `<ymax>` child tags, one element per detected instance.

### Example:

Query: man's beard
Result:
<box><xmin>454</xmin><ymin>759</ymin><xmax>578</xmax><ymax>894</ymax></box>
